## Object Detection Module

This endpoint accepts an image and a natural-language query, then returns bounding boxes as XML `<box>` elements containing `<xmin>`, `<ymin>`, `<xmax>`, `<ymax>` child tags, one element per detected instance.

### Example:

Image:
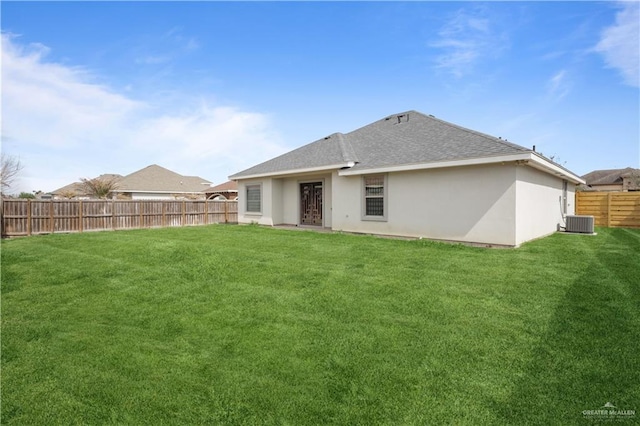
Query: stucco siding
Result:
<box><xmin>271</xmin><ymin>179</ymin><xmax>284</xmax><ymax>225</ymax></box>
<box><xmin>281</xmin><ymin>179</ymin><xmax>298</xmax><ymax>225</ymax></box>
<box><xmin>514</xmin><ymin>166</ymin><xmax>570</xmax><ymax>245</ymax></box>
<box><xmin>237</xmin><ymin>164</ymin><xmax>572</xmax><ymax>246</ymax></box>
<box><xmin>333</xmin><ymin>165</ymin><xmax>518</xmax><ymax>245</ymax></box>
<box><xmin>238</xmin><ymin>174</ymin><xmax>333</xmax><ymax>227</ymax></box>
<box><xmin>237</xmin><ymin>178</ymin><xmax>274</xmax><ymax>225</ymax></box>
<box><xmin>282</xmin><ymin>174</ymin><xmax>332</xmax><ymax>227</ymax></box>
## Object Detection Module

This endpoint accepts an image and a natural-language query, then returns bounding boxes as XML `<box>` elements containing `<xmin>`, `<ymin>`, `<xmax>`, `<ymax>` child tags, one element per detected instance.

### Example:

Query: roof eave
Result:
<box><xmin>338</xmin><ymin>153</ymin><xmax>586</xmax><ymax>184</ymax></box>
<box><xmin>230</xmin><ymin>162</ymin><xmax>355</xmax><ymax>181</ymax></box>
<box><xmin>338</xmin><ymin>153</ymin><xmax>532</xmax><ymax>176</ymax></box>
<box><xmin>527</xmin><ymin>153</ymin><xmax>585</xmax><ymax>184</ymax></box>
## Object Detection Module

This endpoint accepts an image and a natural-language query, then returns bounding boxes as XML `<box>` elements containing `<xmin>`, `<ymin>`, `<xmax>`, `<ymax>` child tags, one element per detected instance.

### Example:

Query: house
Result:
<box><xmin>580</xmin><ymin>167</ymin><xmax>640</xmax><ymax>192</ymax></box>
<box><xmin>51</xmin><ymin>165</ymin><xmax>212</xmax><ymax>200</ymax></box>
<box><xmin>113</xmin><ymin>165</ymin><xmax>211</xmax><ymax>200</ymax></box>
<box><xmin>229</xmin><ymin>110</ymin><xmax>585</xmax><ymax>247</ymax></box>
<box><xmin>203</xmin><ymin>181</ymin><xmax>238</xmax><ymax>200</ymax></box>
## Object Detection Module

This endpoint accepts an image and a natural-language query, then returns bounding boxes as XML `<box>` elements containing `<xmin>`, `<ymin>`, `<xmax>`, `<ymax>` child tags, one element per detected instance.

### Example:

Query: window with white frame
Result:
<box><xmin>246</xmin><ymin>184</ymin><xmax>262</xmax><ymax>214</ymax></box>
<box><xmin>363</xmin><ymin>175</ymin><xmax>387</xmax><ymax>220</ymax></box>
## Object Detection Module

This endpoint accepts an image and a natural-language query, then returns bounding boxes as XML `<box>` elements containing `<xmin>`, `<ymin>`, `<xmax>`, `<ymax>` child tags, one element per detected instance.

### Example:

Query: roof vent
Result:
<box><xmin>395</xmin><ymin>113</ymin><xmax>409</xmax><ymax>124</ymax></box>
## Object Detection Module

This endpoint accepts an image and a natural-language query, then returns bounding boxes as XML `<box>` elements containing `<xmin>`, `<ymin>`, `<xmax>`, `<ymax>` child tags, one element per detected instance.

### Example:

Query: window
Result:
<box><xmin>246</xmin><ymin>184</ymin><xmax>261</xmax><ymax>213</ymax></box>
<box><xmin>363</xmin><ymin>175</ymin><xmax>387</xmax><ymax>220</ymax></box>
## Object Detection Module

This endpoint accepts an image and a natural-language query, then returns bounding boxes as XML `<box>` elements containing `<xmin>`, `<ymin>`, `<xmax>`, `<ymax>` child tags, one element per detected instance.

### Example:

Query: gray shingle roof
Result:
<box><xmin>230</xmin><ymin>110</ymin><xmax>531</xmax><ymax>178</ymax></box>
<box><xmin>230</xmin><ymin>132</ymin><xmax>357</xmax><ymax>178</ymax></box>
<box><xmin>581</xmin><ymin>167</ymin><xmax>639</xmax><ymax>186</ymax></box>
<box><xmin>116</xmin><ymin>164</ymin><xmax>211</xmax><ymax>193</ymax></box>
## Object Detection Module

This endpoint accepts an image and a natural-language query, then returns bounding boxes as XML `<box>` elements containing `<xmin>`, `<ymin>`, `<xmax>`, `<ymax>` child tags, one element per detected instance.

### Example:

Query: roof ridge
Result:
<box><xmin>334</xmin><ymin>133</ymin><xmax>358</xmax><ymax>163</ymax></box>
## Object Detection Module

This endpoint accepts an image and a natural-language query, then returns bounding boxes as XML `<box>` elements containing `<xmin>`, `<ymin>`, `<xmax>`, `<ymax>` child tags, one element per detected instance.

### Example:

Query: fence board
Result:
<box><xmin>576</xmin><ymin>192</ymin><xmax>640</xmax><ymax>228</ymax></box>
<box><xmin>1</xmin><ymin>200</ymin><xmax>237</xmax><ymax>237</ymax></box>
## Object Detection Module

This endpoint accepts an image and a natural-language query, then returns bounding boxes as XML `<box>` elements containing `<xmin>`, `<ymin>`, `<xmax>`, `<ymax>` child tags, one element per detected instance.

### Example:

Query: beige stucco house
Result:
<box><xmin>51</xmin><ymin>165</ymin><xmax>212</xmax><ymax>200</ymax></box>
<box><xmin>229</xmin><ymin>111</ymin><xmax>585</xmax><ymax>247</ymax></box>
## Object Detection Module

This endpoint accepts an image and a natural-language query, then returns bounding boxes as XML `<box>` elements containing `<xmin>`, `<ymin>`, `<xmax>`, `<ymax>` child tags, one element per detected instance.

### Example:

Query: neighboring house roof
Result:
<box><xmin>581</xmin><ymin>167</ymin><xmax>640</xmax><ymax>186</ymax></box>
<box><xmin>51</xmin><ymin>174</ymin><xmax>123</xmax><ymax>195</ymax></box>
<box><xmin>203</xmin><ymin>180</ymin><xmax>238</xmax><ymax>193</ymax></box>
<box><xmin>115</xmin><ymin>164</ymin><xmax>211</xmax><ymax>194</ymax></box>
<box><xmin>230</xmin><ymin>110</ymin><xmax>583</xmax><ymax>183</ymax></box>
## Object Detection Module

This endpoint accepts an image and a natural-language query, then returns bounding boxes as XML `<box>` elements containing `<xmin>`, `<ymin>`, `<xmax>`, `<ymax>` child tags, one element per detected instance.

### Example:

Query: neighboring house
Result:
<box><xmin>229</xmin><ymin>110</ymin><xmax>585</xmax><ymax>247</ymax></box>
<box><xmin>580</xmin><ymin>167</ymin><xmax>640</xmax><ymax>192</ymax></box>
<box><xmin>113</xmin><ymin>165</ymin><xmax>212</xmax><ymax>200</ymax></box>
<box><xmin>51</xmin><ymin>165</ymin><xmax>212</xmax><ymax>200</ymax></box>
<box><xmin>203</xmin><ymin>181</ymin><xmax>238</xmax><ymax>200</ymax></box>
<box><xmin>51</xmin><ymin>174</ymin><xmax>123</xmax><ymax>199</ymax></box>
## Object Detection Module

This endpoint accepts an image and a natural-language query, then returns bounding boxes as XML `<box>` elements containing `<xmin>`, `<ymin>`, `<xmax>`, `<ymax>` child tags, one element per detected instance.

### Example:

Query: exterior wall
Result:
<box><xmin>332</xmin><ymin>164</ymin><xmax>518</xmax><ymax>246</ymax></box>
<box><xmin>129</xmin><ymin>192</ymin><xmax>205</xmax><ymax>200</ymax></box>
<box><xmin>237</xmin><ymin>164</ymin><xmax>573</xmax><ymax>246</ymax></box>
<box><xmin>278</xmin><ymin>174</ymin><xmax>333</xmax><ymax>227</ymax></box>
<box><xmin>237</xmin><ymin>173</ymin><xmax>333</xmax><ymax>227</ymax></box>
<box><xmin>586</xmin><ymin>184</ymin><xmax>623</xmax><ymax>192</ymax></box>
<box><xmin>237</xmin><ymin>178</ymin><xmax>275</xmax><ymax>225</ymax></box>
<box><xmin>514</xmin><ymin>166</ymin><xmax>573</xmax><ymax>246</ymax></box>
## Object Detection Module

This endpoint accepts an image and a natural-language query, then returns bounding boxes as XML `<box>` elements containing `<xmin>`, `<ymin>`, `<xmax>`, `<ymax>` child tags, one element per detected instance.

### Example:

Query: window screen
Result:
<box><xmin>246</xmin><ymin>185</ymin><xmax>261</xmax><ymax>213</ymax></box>
<box><xmin>364</xmin><ymin>176</ymin><xmax>385</xmax><ymax>217</ymax></box>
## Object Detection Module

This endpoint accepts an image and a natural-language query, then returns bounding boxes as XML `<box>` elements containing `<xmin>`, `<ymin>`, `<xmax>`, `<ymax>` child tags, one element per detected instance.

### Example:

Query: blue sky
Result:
<box><xmin>2</xmin><ymin>1</ymin><xmax>639</xmax><ymax>194</ymax></box>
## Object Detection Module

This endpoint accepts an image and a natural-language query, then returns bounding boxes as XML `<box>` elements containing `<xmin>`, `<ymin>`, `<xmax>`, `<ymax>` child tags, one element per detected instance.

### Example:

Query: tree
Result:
<box><xmin>80</xmin><ymin>176</ymin><xmax>120</xmax><ymax>199</ymax></box>
<box><xmin>1</xmin><ymin>153</ymin><xmax>23</xmax><ymax>194</ymax></box>
<box><xmin>58</xmin><ymin>189</ymin><xmax>78</xmax><ymax>200</ymax></box>
<box><xmin>18</xmin><ymin>192</ymin><xmax>36</xmax><ymax>199</ymax></box>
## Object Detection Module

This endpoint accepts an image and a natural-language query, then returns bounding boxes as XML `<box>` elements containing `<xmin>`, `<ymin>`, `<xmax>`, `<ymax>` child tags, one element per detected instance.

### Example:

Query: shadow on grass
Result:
<box><xmin>493</xmin><ymin>229</ymin><xmax>640</xmax><ymax>425</ymax></box>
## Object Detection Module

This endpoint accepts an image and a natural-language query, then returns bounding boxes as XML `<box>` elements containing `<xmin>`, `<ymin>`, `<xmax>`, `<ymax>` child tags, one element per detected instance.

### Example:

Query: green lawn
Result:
<box><xmin>1</xmin><ymin>225</ymin><xmax>639</xmax><ymax>425</ymax></box>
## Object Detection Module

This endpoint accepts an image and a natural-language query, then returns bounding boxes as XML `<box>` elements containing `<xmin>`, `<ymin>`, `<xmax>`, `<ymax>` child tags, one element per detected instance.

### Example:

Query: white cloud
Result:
<box><xmin>132</xmin><ymin>26</ymin><xmax>200</xmax><ymax>64</ymax></box>
<box><xmin>547</xmin><ymin>69</ymin><xmax>571</xmax><ymax>101</ymax></box>
<box><xmin>1</xmin><ymin>34</ymin><xmax>141</xmax><ymax>149</ymax></box>
<box><xmin>430</xmin><ymin>7</ymin><xmax>508</xmax><ymax>78</ymax></box>
<box><xmin>594</xmin><ymin>2</ymin><xmax>640</xmax><ymax>88</ymax></box>
<box><xmin>0</xmin><ymin>34</ymin><xmax>286</xmax><ymax>194</ymax></box>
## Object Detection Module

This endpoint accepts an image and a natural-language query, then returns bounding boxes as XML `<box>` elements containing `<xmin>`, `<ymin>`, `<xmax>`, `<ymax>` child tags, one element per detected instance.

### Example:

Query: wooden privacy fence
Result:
<box><xmin>576</xmin><ymin>192</ymin><xmax>640</xmax><ymax>228</ymax></box>
<box><xmin>1</xmin><ymin>199</ymin><xmax>238</xmax><ymax>237</ymax></box>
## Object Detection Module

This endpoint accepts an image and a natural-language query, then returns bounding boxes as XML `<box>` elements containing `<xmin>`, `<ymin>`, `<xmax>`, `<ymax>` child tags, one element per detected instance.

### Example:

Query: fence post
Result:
<box><xmin>79</xmin><ymin>200</ymin><xmax>83</xmax><ymax>233</ymax></box>
<box><xmin>205</xmin><ymin>200</ymin><xmax>209</xmax><ymax>225</ymax></box>
<box><xmin>224</xmin><ymin>200</ymin><xmax>229</xmax><ymax>223</ymax></box>
<box><xmin>182</xmin><ymin>200</ymin><xmax>186</xmax><ymax>226</ymax></box>
<box><xmin>50</xmin><ymin>200</ymin><xmax>55</xmax><ymax>233</ymax></box>
<box><xmin>27</xmin><ymin>199</ymin><xmax>32</xmax><ymax>236</ymax></box>
<box><xmin>112</xmin><ymin>200</ymin><xmax>116</xmax><ymax>230</ymax></box>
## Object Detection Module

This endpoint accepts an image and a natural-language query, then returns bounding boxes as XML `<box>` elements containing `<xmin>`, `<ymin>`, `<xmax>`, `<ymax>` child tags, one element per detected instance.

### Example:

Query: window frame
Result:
<box><xmin>245</xmin><ymin>183</ymin><xmax>262</xmax><ymax>215</ymax></box>
<box><xmin>361</xmin><ymin>174</ymin><xmax>388</xmax><ymax>222</ymax></box>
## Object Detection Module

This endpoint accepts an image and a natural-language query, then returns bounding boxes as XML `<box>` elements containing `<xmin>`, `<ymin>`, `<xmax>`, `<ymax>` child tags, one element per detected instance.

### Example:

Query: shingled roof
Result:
<box><xmin>581</xmin><ymin>167</ymin><xmax>640</xmax><ymax>186</ymax></box>
<box><xmin>230</xmin><ymin>110</ymin><xmax>533</xmax><ymax>179</ymax></box>
<box><xmin>204</xmin><ymin>180</ymin><xmax>238</xmax><ymax>193</ymax></box>
<box><xmin>116</xmin><ymin>164</ymin><xmax>211</xmax><ymax>193</ymax></box>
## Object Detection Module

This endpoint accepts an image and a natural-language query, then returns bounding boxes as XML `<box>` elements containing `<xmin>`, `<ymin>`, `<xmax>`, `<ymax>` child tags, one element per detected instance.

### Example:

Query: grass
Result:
<box><xmin>1</xmin><ymin>225</ymin><xmax>639</xmax><ymax>425</ymax></box>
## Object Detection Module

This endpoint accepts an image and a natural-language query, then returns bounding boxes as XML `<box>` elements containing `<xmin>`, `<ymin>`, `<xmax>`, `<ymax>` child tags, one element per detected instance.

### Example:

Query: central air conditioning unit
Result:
<box><xmin>565</xmin><ymin>215</ymin><xmax>595</xmax><ymax>234</ymax></box>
